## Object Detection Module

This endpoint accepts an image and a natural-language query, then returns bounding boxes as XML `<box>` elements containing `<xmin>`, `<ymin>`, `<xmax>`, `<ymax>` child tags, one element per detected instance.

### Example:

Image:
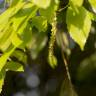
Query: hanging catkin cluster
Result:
<box><xmin>48</xmin><ymin>14</ymin><xmax>57</xmax><ymax>68</ymax></box>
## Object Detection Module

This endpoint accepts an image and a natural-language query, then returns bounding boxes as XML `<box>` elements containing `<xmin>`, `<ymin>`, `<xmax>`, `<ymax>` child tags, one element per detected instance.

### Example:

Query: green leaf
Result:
<box><xmin>0</xmin><ymin>58</ymin><xmax>24</xmax><ymax>93</ymax></box>
<box><xmin>10</xmin><ymin>0</ymin><xmax>25</xmax><ymax>15</ymax></box>
<box><xmin>4</xmin><ymin>61</ymin><xmax>24</xmax><ymax>72</ymax></box>
<box><xmin>17</xmin><ymin>6</ymin><xmax>38</xmax><ymax>35</ymax></box>
<box><xmin>0</xmin><ymin>46</ymin><xmax>15</xmax><ymax>71</ymax></box>
<box><xmin>60</xmin><ymin>78</ymin><xmax>78</xmax><ymax>96</ymax></box>
<box><xmin>39</xmin><ymin>0</ymin><xmax>59</xmax><ymax>22</ymax></box>
<box><xmin>20</xmin><ymin>23</ymin><xmax>32</xmax><ymax>47</ymax></box>
<box><xmin>0</xmin><ymin>26</ymin><xmax>13</xmax><ymax>51</ymax></box>
<box><xmin>0</xmin><ymin>22</ymin><xmax>18</xmax><ymax>52</ymax></box>
<box><xmin>0</xmin><ymin>8</ymin><xmax>14</xmax><ymax>27</ymax></box>
<box><xmin>88</xmin><ymin>12</ymin><xmax>96</xmax><ymax>21</ymax></box>
<box><xmin>0</xmin><ymin>0</ymin><xmax>25</xmax><ymax>27</ymax></box>
<box><xmin>31</xmin><ymin>16</ymin><xmax>47</xmax><ymax>32</ymax></box>
<box><xmin>12</xmin><ymin>3</ymin><xmax>34</xmax><ymax>31</ymax></box>
<box><xmin>11</xmin><ymin>33</ymin><xmax>23</xmax><ymax>47</ymax></box>
<box><xmin>11</xmin><ymin>50</ymin><xmax>27</xmax><ymax>64</ymax></box>
<box><xmin>0</xmin><ymin>71</ymin><xmax>6</xmax><ymax>93</ymax></box>
<box><xmin>10</xmin><ymin>0</ymin><xmax>23</xmax><ymax>7</ymax></box>
<box><xmin>88</xmin><ymin>0</ymin><xmax>96</xmax><ymax>13</ymax></box>
<box><xmin>11</xmin><ymin>5</ymin><xmax>37</xmax><ymax>47</ymax></box>
<box><xmin>69</xmin><ymin>0</ymin><xmax>83</xmax><ymax>13</ymax></box>
<box><xmin>31</xmin><ymin>0</ymin><xmax>51</xmax><ymax>9</ymax></box>
<box><xmin>70</xmin><ymin>0</ymin><xmax>83</xmax><ymax>7</ymax></box>
<box><xmin>0</xmin><ymin>1</ymin><xmax>27</xmax><ymax>51</ymax></box>
<box><xmin>48</xmin><ymin>55</ymin><xmax>57</xmax><ymax>68</ymax></box>
<box><xmin>66</xmin><ymin>7</ymin><xmax>92</xmax><ymax>50</ymax></box>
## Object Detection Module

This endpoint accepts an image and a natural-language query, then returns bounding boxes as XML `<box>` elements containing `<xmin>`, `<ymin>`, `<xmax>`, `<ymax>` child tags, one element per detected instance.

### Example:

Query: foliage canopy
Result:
<box><xmin>0</xmin><ymin>0</ymin><xmax>96</xmax><ymax>93</ymax></box>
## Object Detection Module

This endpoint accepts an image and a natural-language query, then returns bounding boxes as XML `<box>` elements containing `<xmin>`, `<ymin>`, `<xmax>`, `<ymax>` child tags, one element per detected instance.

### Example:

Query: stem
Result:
<box><xmin>48</xmin><ymin>13</ymin><xmax>57</xmax><ymax>68</ymax></box>
<box><xmin>61</xmin><ymin>50</ymin><xmax>71</xmax><ymax>83</ymax></box>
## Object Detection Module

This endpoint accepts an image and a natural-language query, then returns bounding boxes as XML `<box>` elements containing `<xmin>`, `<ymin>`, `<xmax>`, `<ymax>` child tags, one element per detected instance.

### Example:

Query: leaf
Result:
<box><xmin>0</xmin><ymin>0</ymin><xmax>25</xmax><ymax>27</ymax></box>
<box><xmin>39</xmin><ymin>0</ymin><xmax>59</xmax><ymax>22</ymax></box>
<box><xmin>88</xmin><ymin>0</ymin><xmax>96</xmax><ymax>13</ymax></box>
<box><xmin>0</xmin><ymin>1</ymin><xmax>27</xmax><ymax>51</ymax></box>
<box><xmin>20</xmin><ymin>23</ymin><xmax>32</xmax><ymax>46</ymax></box>
<box><xmin>0</xmin><ymin>71</ymin><xmax>6</xmax><ymax>93</ymax></box>
<box><xmin>0</xmin><ymin>26</ymin><xmax>13</xmax><ymax>51</ymax></box>
<box><xmin>31</xmin><ymin>0</ymin><xmax>51</xmax><ymax>9</ymax></box>
<box><xmin>87</xmin><ymin>12</ymin><xmax>96</xmax><ymax>21</ymax></box>
<box><xmin>10</xmin><ymin>0</ymin><xmax>23</xmax><ymax>7</ymax></box>
<box><xmin>10</xmin><ymin>0</ymin><xmax>25</xmax><ymax>15</ymax></box>
<box><xmin>70</xmin><ymin>0</ymin><xmax>83</xmax><ymax>7</ymax></box>
<box><xmin>4</xmin><ymin>61</ymin><xmax>24</xmax><ymax>72</ymax></box>
<box><xmin>11</xmin><ymin>50</ymin><xmax>27</xmax><ymax>64</ymax></box>
<box><xmin>17</xmin><ymin>6</ymin><xmax>38</xmax><ymax>35</ymax></box>
<box><xmin>0</xmin><ymin>8</ymin><xmax>14</xmax><ymax>27</ymax></box>
<box><xmin>60</xmin><ymin>78</ymin><xmax>78</xmax><ymax>96</ymax></box>
<box><xmin>48</xmin><ymin>55</ymin><xmax>57</xmax><ymax>68</ymax></box>
<box><xmin>66</xmin><ymin>7</ymin><xmax>92</xmax><ymax>50</ymax></box>
<box><xmin>12</xmin><ymin>3</ymin><xmax>34</xmax><ymax>31</ymax></box>
<box><xmin>69</xmin><ymin>0</ymin><xmax>83</xmax><ymax>13</ymax></box>
<box><xmin>11</xmin><ymin>33</ymin><xmax>23</xmax><ymax>47</ymax></box>
<box><xmin>31</xmin><ymin>16</ymin><xmax>47</xmax><ymax>32</ymax></box>
<box><xmin>0</xmin><ymin>46</ymin><xmax>15</xmax><ymax>71</ymax></box>
<box><xmin>12</xmin><ymin>5</ymin><xmax>38</xmax><ymax>47</ymax></box>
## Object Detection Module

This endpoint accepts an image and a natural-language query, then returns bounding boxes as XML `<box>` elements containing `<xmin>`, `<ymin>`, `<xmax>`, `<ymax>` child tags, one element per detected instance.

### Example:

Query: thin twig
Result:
<box><xmin>61</xmin><ymin>50</ymin><xmax>71</xmax><ymax>82</ymax></box>
<box><xmin>57</xmin><ymin>4</ymin><xmax>69</xmax><ymax>12</ymax></box>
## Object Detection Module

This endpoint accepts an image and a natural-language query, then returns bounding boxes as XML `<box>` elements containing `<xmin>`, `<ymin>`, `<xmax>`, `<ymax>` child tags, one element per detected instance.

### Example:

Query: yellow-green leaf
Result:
<box><xmin>4</xmin><ymin>61</ymin><xmax>24</xmax><ymax>72</ymax></box>
<box><xmin>88</xmin><ymin>0</ymin><xmax>96</xmax><ymax>13</ymax></box>
<box><xmin>0</xmin><ymin>71</ymin><xmax>6</xmax><ymax>93</ymax></box>
<box><xmin>70</xmin><ymin>0</ymin><xmax>83</xmax><ymax>7</ymax></box>
<box><xmin>0</xmin><ymin>26</ymin><xmax>13</xmax><ymax>51</ymax></box>
<box><xmin>31</xmin><ymin>16</ymin><xmax>47</xmax><ymax>32</ymax></box>
<box><xmin>48</xmin><ymin>55</ymin><xmax>57</xmax><ymax>68</ymax></box>
<box><xmin>12</xmin><ymin>3</ymin><xmax>34</xmax><ymax>31</ymax></box>
<box><xmin>0</xmin><ymin>0</ymin><xmax>25</xmax><ymax>27</ymax></box>
<box><xmin>0</xmin><ymin>46</ymin><xmax>15</xmax><ymax>71</ymax></box>
<box><xmin>40</xmin><ymin>0</ymin><xmax>59</xmax><ymax>22</ymax></box>
<box><xmin>31</xmin><ymin>0</ymin><xmax>51</xmax><ymax>9</ymax></box>
<box><xmin>11</xmin><ymin>33</ymin><xmax>23</xmax><ymax>47</ymax></box>
<box><xmin>66</xmin><ymin>7</ymin><xmax>92</xmax><ymax>50</ymax></box>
